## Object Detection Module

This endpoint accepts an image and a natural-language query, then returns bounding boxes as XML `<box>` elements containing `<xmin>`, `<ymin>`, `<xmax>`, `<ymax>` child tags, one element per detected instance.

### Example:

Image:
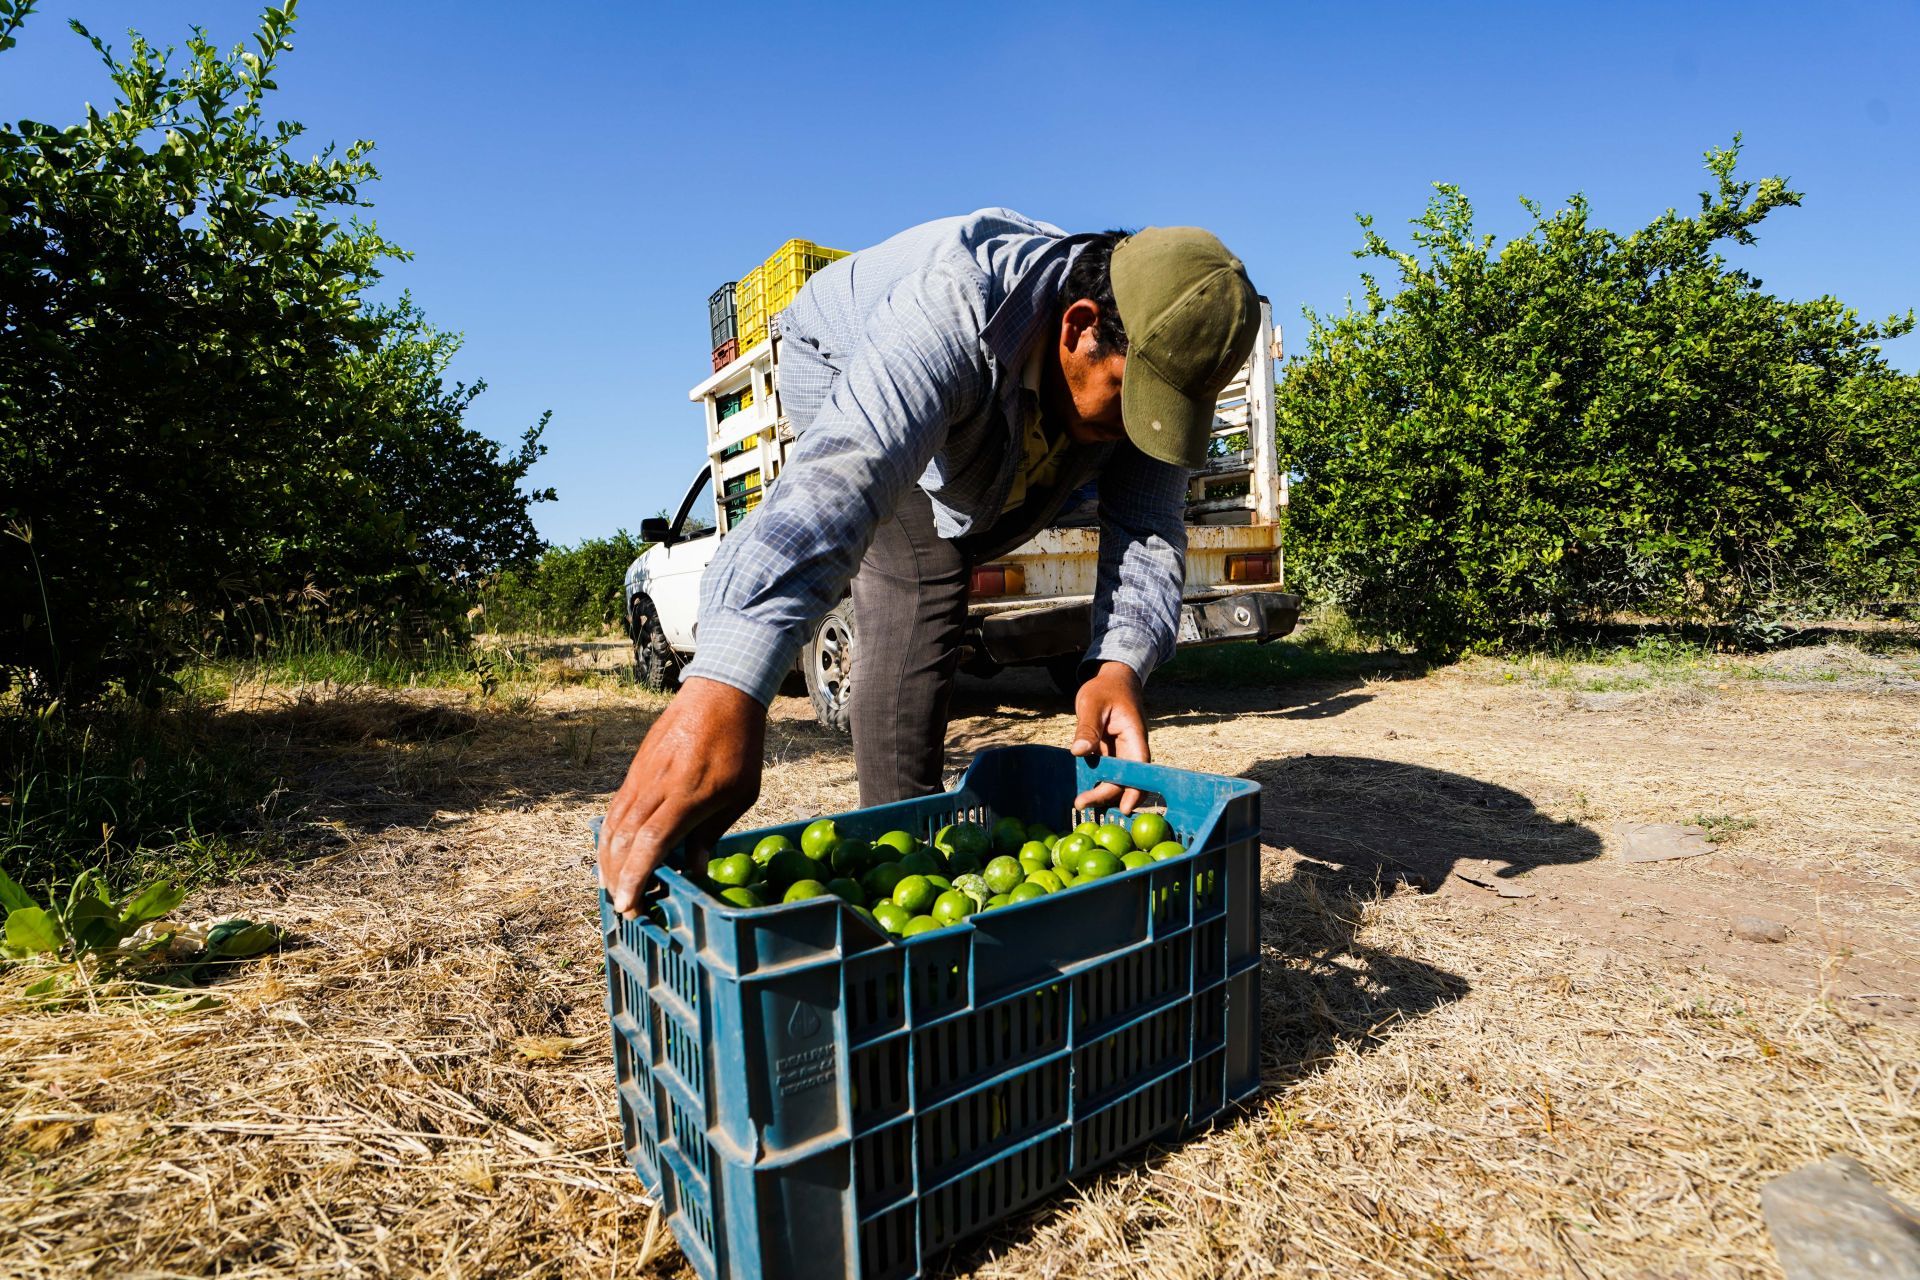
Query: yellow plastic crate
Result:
<box><xmin>735</xmin><ymin>264</ymin><xmax>767</xmax><ymax>352</ymax></box>
<box><xmin>760</xmin><ymin>238</ymin><xmax>848</xmax><ymax>321</ymax></box>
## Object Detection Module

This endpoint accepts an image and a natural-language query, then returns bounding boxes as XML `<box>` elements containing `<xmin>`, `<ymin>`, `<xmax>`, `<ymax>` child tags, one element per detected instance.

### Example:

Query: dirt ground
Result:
<box><xmin>3</xmin><ymin>637</ymin><xmax>1916</xmax><ymax>1278</ymax></box>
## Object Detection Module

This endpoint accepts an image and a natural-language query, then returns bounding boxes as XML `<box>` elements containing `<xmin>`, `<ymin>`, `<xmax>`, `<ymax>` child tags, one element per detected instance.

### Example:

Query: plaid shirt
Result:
<box><xmin>683</xmin><ymin>208</ymin><xmax>1188</xmax><ymax>706</ymax></box>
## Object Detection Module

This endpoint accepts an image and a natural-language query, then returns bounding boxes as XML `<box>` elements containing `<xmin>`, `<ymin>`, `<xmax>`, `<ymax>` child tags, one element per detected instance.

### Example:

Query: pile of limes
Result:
<box><xmin>695</xmin><ymin>811</ymin><xmax>1187</xmax><ymax>938</ymax></box>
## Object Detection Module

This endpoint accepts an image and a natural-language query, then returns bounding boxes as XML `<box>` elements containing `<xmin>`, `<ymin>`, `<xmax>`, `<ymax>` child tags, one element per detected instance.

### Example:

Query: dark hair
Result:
<box><xmin>1061</xmin><ymin>229</ymin><xmax>1134</xmax><ymax>354</ymax></box>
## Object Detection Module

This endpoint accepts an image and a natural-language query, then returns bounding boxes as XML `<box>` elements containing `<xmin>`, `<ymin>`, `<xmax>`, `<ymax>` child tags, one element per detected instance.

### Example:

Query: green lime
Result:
<box><xmin>800</xmin><ymin>818</ymin><xmax>838</xmax><ymax>860</ymax></box>
<box><xmin>826</xmin><ymin>877</ymin><xmax>865</xmax><ymax>906</ymax></box>
<box><xmin>1041</xmin><ymin>832</ymin><xmax>1059</xmax><ymax>849</ymax></box>
<box><xmin>718</xmin><ymin>886</ymin><xmax>764</xmax><ymax>909</ymax></box>
<box><xmin>752</xmin><ymin>834</ymin><xmax>795</xmax><ymax>866</ymax></box>
<box><xmin>986</xmin><ymin>893</ymin><xmax>1010</xmax><ymax>910</ymax></box>
<box><xmin>768</xmin><ymin>848</ymin><xmax>814</xmax><ymax>886</ymax></box>
<box><xmin>990</xmin><ymin>816</ymin><xmax>1028</xmax><ymax>853</ymax></box>
<box><xmin>924</xmin><ymin>874</ymin><xmax>953</xmax><ymax>892</ymax></box>
<box><xmin>935</xmin><ymin>822</ymin><xmax>990</xmax><ymax>862</ymax></box>
<box><xmin>708</xmin><ymin>852</ymin><xmax>756</xmax><ymax>887</ymax></box>
<box><xmin>1017</xmin><ymin>841</ymin><xmax>1052</xmax><ymax>876</ymax></box>
<box><xmin>898</xmin><ymin>848</ymin><xmax>941</xmax><ymax>877</ymax></box>
<box><xmin>932</xmin><ymin>890</ymin><xmax>975</xmax><ymax>926</ymax></box>
<box><xmin>872</xmin><ymin>901</ymin><xmax>912</xmax><ymax>935</ymax></box>
<box><xmin>1055</xmin><ymin>868</ymin><xmax>1078</xmax><ymax>888</ymax></box>
<box><xmin>893</xmin><ymin>874</ymin><xmax>937</xmax><ymax>915</ymax></box>
<box><xmin>784</xmin><ymin>879</ymin><xmax>830</xmax><ymax>902</ymax></box>
<box><xmin>901</xmin><ymin>915</ymin><xmax>941</xmax><ymax>937</ymax></box>
<box><xmin>1074</xmin><ymin>820</ymin><xmax>1101</xmax><ymax>838</ymax></box>
<box><xmin>1026</xmin><ymin>868</ymin><xmax>1063</xmax><ymax>894</ymax></box>
<box><xmin>1055</xmin><ymin>832</ymin><xmax>1095</xmax><ymax>873</ymax></box>
<box><xmin>863</xmin><ymin>862</ymin><xmax>907</xmax><ymax>900</ymax></box>
<box><xmin>983</xmin><ymin>856</ymin><xmax>1024</xmax><ymax>894</ymax></box>
<box><xmin>873</xmin><ymin>829</ymin><xmax>917</xmax><ymax>860</ymax></box>
<box><xmin>1129</xmin><ymin>812</ymin><xmax>1172</xmax><ymax>850</ymax></box>
<box><xmin>1122</xmin><ymin>850</ymin><xmax>1154</xmax><ymax>870</ymax></box>
<box><xmin>1150</xmin><ymin>840</ymin><xmax>1185</xmax><ymax>861</ymax></box>
<box><xmin>1008</xmin><ymin>881</ymin><xmax>1048</xmax><ymax>903</ymax></box>
<box><xmin>1077</xmin><ymin>850</ymin><xmax>1123</xmax><ymax>880</ymax></box>
<box><xmin>830</xmin><ymin>838</ymin><xmax>872</xmax><ymax>876</ymax></box>
<box><xmin>1092</xmin><ymin>823</ymin><xmax>1135</xmax><ymax>857</ymax></box>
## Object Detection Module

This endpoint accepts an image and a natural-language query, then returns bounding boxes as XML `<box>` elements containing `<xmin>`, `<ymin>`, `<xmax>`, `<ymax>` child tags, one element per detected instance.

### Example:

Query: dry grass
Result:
<box><xmin>4</xmin><ymin>649</ymin><xmax>1918</xmax><ymax>1278</ymax></box>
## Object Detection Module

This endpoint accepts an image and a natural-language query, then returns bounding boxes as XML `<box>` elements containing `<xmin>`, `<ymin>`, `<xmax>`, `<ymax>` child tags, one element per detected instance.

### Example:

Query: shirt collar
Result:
<box><xmin>979</xmin><ymin>233</ymin><xmax>1097</xmax><ymax>372</ymax></box>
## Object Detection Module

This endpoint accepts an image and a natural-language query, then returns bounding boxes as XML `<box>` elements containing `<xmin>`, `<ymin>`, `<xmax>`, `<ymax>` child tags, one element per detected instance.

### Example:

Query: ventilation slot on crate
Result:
<box><xmin>846</xmin><ymin>954</ymin><xmax>905</xmax><ymax>1042</ymax></box>
<box><xmin>1190</xmin><ymin>851</ymin><xmax>1227</xmax><ymax>920</ymax></box>
<box><xmin>613</xmin><ymin>960</ymin><xmax>647</xmax><ymax>1027</ymax></box>
<box><xmin>853</xmin><ymin>1119</ymin><xmax>913</xmax><ymax>1214</ymax></box>
<box><xmin>906</xmin><ymin>935</ymin><xmax>969</xmax><ymax>1021</ymax></box>
<box><xmin>667</xmin><ymin>1090</ymin><xmax>710</xmax><ymax>1182</ymax></box>
<box><xmin>1193</xmin><ymin>918</ymin><xmax>1226</xmax><ymax>987</ymax></box>
<box><xmin>858</xmin><ymin>1201</ymin><xmax>917</xmax><ymax>1280</ymax></box>
<box><xmin>1149</xmin><ymin>867</ymin><xmax>1191</xmax><ymax>929</ymax></box>
<box><xmin>918</xmin><ymin>1057</ymin><xmax>1068</xmax><ymax>1184</ymax></box>
<box><xmin>1072</xmin><ymin>1071</ymin><xmax>1186</xmax><ymax>1176</ymax></box>
<box><xmin>1074</xmin><ymin>935</ymin><xmax>1191</xmax><ymax>1040</ymax></box>
<box><xmin>653</xmin><ymin>1002</ymin><xmax>705</xmax><ymax>1100</ymax></box>
<box><xmin>851</xmin><ymin>1039</ymin><xmax>909</xmax><ymax>1129</ymax></box>
<box><xmin>915</xmin><ymin>983</ymin><xmax>1066</xmax><ymax>1105</ymax></box>
<box><xmin>1192</xmin><ymin>1048</ymin><xmax>1225</xmax><ymax>1120</ymax></box>
<box><xmin>921</xmin><ymin>1133</ymin><xmax>1069</xmax><ymax>1255</ymax></box>
<box><xmin>1193</xmin><ymin>982</ymin><xmax>1227</xmax><ymax>1056</ymax></box>
<box><xmin>672</xmin><ymin>1165</ymin><xmax>716</xmax><ymax>1266</ymax></box>
<box><xmin>1074</xmin><ymin>1003</ymin><xmax>1189</xmax><ymax>1110</ymax></box>
<box><xmin>651</xmin><ymin>932</ymin><xmax>702</xmax><ymax>1013</ymax></box>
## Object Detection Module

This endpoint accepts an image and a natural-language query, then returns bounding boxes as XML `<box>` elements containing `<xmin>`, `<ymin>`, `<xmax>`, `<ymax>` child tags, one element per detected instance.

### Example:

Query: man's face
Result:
<box><xmin>1045</xmin><ymin>299</ymin><xmax>1128</xmax><ymax>446</ymax></box>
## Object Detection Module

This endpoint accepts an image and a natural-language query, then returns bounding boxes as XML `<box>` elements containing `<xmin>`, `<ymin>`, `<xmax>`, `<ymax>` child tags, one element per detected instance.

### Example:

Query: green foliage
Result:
<box><xmin>0</xmin><ymin>0</ymin><xmax>553</xmax><ymax>704</ymax></box>
<box><xmin>1</xmin><ymin>865</ymin><xmax>184</xmax><ymax>960</ymax></box>
<box><xmin>1</xmin><ymin>696</ymin><xmax>271</xmax><ymax>894</ymax></box>
<box><xmin>481</xmin><ymin>531</ymin><xmax>649</xmax><ymax>635</ymax></box>
<box><xmin>1276</xmin><ymin>139</ymin><xmax>1920</xmax><ymax>654</ymax></box>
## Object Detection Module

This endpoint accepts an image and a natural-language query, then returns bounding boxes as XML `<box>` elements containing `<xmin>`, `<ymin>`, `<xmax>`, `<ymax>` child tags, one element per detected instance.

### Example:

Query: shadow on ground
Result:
<box><xmin>1249</xmin><ymin>754</ymin><xmax>1603</xmax><ymax>892</ymax></box>
<box><xmin>940</xmin><ymin>803</ymin><xmax>1472</xmax><ymax>1277</ymax></box>
<box><xmin>207</xmin><ymin>684</ymin><xmax>851</xmax><ymax>849</ymax></box>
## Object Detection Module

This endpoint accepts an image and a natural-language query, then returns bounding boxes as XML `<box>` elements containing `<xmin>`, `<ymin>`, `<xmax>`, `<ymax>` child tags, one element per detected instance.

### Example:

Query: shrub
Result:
<box><xmin>1276</xmin><ymin>139</ymin><xmax>1919</xmax><ymax>654</ymax></box>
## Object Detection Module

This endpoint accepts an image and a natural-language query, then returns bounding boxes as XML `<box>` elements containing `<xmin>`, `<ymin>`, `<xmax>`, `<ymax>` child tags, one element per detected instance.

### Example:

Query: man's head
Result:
<box><xmin>1045</xmin><ymin>226</ymin><xmax>1260</xmax><ymax>467</ymax></box>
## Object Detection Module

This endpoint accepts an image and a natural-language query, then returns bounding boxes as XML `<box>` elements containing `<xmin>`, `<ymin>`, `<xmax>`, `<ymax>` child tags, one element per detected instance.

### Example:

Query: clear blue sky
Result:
<box><xmin>5</xmin><ymin>1</ymin><xmax>1916</xmax><ymax>544</ymax></box>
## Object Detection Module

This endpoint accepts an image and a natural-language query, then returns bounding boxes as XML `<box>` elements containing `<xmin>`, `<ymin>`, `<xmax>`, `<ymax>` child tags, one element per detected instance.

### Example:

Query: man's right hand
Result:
<box><xmin>598</xmin><ymin>676</ymin><xmax>767</xmax><ymax>918</ymax></box>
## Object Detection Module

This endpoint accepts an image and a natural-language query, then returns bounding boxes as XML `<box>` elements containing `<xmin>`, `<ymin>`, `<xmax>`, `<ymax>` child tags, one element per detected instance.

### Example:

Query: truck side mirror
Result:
<box><xmin>641</xmin><ymin>517</ymin><xmax>674</xmax><ymax>547</ymax></box>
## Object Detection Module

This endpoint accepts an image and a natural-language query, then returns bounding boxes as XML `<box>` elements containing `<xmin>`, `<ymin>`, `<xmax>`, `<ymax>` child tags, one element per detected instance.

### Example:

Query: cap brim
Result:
<box><xmin>1121</xmin><ymin>356</ymin><xmax>1213</xmax><ymax>469</ymax></box>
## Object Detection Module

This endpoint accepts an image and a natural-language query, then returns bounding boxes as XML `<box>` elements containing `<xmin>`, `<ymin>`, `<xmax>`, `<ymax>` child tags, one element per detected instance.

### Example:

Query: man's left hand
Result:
<box><xmin>1069</xmin><ymin>660</ymin><xmax>1150</xmax><ymax>812</ymax></box>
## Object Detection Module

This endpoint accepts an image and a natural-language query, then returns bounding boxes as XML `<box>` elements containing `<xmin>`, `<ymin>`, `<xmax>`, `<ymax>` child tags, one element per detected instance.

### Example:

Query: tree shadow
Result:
<box><xmin>1248</xmin><ymin>754</ymin><xmax>1603</xmax><ymax>892</ymax></box>
<box><xmin>202</xmin><ymin>684</ymin><xmax>852</xmax><ymax>851</ymax></box>
<box><xmin>947</xmin><ymin>666</ymin><xmax>1385</xmax><ymax>750</ymax></box>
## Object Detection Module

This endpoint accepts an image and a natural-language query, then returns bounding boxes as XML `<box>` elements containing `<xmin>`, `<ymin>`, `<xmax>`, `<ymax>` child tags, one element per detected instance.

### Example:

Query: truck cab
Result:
<box><xmin>625</xmin><ymin>297</ymin><xmax>1300</xmax><ymax>731</ymax></box>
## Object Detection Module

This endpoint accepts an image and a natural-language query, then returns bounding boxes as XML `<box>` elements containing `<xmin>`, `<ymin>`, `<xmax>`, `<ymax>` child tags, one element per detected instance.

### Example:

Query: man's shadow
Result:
<box><xmin>1249</xmin><ymin>753</ymin><xmax>1604</xmax><ymax>892</ymax></box>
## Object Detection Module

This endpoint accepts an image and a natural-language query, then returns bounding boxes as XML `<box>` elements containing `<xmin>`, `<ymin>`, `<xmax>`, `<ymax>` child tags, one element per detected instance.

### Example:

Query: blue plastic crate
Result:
<box><xmin>594</xmin><ymin>744</ymin><xmax>1261</xmax><ymax>1280</ymax></box>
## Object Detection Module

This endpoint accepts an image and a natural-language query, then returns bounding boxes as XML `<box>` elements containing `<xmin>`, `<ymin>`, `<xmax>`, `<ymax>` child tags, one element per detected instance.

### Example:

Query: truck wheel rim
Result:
<box><xmin>817</xmin><ymin>618</ymin><xmax>852</xmax><ymax>708</ymax></box>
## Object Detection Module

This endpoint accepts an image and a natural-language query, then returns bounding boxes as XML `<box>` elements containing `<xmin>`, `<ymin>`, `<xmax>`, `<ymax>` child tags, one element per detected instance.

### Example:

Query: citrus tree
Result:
<box><xmin>0</xmin><ymin>0</ymin><xmax>552</xmax><ymax>701</ymax></box>
<box><xmin>1276</xmin><ymin>140</ymin><xmax>1919</xmax><ymax>653</ymax></box>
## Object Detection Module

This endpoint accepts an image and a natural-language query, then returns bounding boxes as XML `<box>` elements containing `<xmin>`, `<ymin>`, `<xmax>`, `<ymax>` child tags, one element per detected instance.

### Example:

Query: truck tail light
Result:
<box><xmin>1225</xmin><ymin>553</ymin><xmax>1275</xmax><ymax>583</ymax></box>
<box><xmin>969</xmin><ymin>563</ymin><xmax>1026</xmax><ymax>597</ymax></box>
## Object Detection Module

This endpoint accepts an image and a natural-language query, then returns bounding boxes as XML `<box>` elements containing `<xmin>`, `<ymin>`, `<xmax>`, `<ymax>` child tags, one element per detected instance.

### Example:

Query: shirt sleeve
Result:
<box><xmin>1083</xmin><ymin>444</ymin><xmax>1189</xmax><ymax>681</ymax></box>
<box><xmin>681</xmin><ymin>262</ymin><xmax>993</xmax><ymax>706</ymax></box>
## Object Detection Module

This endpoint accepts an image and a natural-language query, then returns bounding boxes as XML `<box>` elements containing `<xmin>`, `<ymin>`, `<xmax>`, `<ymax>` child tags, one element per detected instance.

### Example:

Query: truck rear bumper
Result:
<box><xmin>975</xmin><ymin>587</ymin><xmax>1302</xmax><ymax>666</ymax></box>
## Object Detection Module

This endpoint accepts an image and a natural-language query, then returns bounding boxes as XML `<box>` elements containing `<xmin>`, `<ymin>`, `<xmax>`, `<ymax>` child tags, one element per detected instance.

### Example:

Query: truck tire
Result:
<box><xmin>802</xmin><ymin>598</ymin><xmax>855</xmax><ymax>735</ymax></box>
<box><xmin>629</xmin><ymin>594</ymin><xmax>681</xmax><ymax>692</ymax></box>
<box><xmin>1046</xmin><ymin>654</ymin><xmax>1088</xmax><ymax>699</ymax></box>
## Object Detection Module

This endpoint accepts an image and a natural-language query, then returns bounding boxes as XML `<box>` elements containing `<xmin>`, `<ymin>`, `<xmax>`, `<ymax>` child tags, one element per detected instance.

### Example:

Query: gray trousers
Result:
<box><xmin>849</xmin><ymin>486</ymin><xmax>970</xmax><ymax>807</ymax></box>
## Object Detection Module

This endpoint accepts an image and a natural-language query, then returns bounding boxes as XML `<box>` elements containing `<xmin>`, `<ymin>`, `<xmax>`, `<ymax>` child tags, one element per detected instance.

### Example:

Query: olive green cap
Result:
<box><xmin>1110</xmin><ymin>227</ymin><xmax>1260</xmax><ymax>469</ymax></box>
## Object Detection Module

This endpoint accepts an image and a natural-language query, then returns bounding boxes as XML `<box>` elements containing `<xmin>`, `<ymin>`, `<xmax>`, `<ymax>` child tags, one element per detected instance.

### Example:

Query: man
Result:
<box><xmin>599</xmin><ymin>209</ymin><xmax>1258</xmax><ymax>917</ymax></box>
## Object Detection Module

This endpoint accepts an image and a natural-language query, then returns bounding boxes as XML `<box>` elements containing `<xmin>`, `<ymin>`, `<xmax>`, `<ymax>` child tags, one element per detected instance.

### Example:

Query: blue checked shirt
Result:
<box><xmin>683</xmin><ymin>208</ymin><xmax>1189</xmax><ymax>706</ymax></box>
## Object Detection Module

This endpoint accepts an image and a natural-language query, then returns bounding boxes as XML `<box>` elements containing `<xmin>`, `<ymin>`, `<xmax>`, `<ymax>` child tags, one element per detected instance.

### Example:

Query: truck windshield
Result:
<box><xmin>670</xmin><ymin>470</ymin><xmax>715</xmax><ymax>542</ymax></box>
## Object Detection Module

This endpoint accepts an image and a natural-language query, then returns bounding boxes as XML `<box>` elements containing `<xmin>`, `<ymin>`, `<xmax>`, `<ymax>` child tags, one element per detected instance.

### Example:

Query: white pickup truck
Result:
<box><xmin>624</xmin><ymin>299</ymin><xmax>1301</xmax><ymax>732</ymax></box>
